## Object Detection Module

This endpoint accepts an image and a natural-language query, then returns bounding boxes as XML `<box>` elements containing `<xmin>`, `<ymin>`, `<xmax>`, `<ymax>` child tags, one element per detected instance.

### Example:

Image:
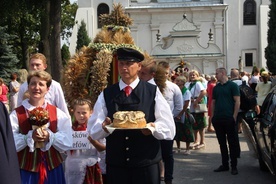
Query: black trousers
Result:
<box><xmin>160</xmin><ymin>139</ymin><xmax>174</xmax><ymax>182</ymax></box>
<box><xmin>106</xmin><ymin>163</ymin><xmax>160</xmax><ymax>184</ymax></box>
<box><xmin>212</xmin><ymin>117</ymin><xmax>240</xmax><ymax>168</ymax></box>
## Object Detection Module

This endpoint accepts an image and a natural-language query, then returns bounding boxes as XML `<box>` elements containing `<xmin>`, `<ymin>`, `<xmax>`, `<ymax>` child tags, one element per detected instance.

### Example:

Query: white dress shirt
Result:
<box><xmin>163</xmin><ymin>80</ymin><xmax>183</xmax><ymax>117</ymax></box>
<box><xmin>88</xmin><ymin>77</ymin><xmax>175</xmax><ymax>141</ymax></box>
<box><xmin>146</xmin><ymin>78</ymin><xmax>183</xmax><ymax>117</ymax></box>
<box><xmin>189</xmin><ymin>81</ymin><xmax>206</xmax><ymax>113</ymax></box>
<box><xmin>181</xmin><ymin>90</ymin><xmax>192</xmax><ymax>123</ymax></box>
<box><xmin>10</xmin><ymin>99</ymin><xmax>73</xmax><ymax>152</ymax></box>
<box><xmin>241</xmin><ymin>75</ymin><xmax>249</xmax><ymax>86</ymax></box>
<box><xmin>147</xmin><ymin>78</ymin><xmax>156</xmax><ymax>85</ymax></box>
<box><xmin>17</xmin><ymin>80</ymin><xmax>70</xmax><ymax>117</ymax></box>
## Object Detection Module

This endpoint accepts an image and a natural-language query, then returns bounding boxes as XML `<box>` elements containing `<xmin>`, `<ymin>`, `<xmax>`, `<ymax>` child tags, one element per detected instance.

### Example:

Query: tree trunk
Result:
<box><xmin>22</xmin><ymin>42</ymin><xmax>29</xmax><ymax>70</ymax></box>
<box><xmin>40</xmin><ymin>0</ymin><xmax>51</xmax><ymax>74</ymax></box>
<box><xmin>19</xmin><ymin>29</ymin><xmax>29</xmax><ymax>70</ymax></box>
<box><xmin>50</xmin><ymin>0</ymin><xmax>62</xmax><ymax>81</ymax></box>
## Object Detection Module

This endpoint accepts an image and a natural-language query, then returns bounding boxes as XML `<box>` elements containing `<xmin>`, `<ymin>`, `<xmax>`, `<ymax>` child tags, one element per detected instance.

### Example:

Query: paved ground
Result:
<box><xmin>170</xmin><ymin>123</ymin><xmax>275</xmax><ymax>184</ymax></box>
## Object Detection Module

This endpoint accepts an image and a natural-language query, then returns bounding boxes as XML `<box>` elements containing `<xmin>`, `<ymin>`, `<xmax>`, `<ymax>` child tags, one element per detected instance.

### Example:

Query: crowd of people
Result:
<box><xmin>3</xmin><ymin>53</ymin><xmax>107</xmax><ymax>184</ymax></box>
<box><xmin>158</xmin><ymin>65</ymin><xmax>272</xmax><ymax>180</ymax></box>
<box><xmin>0</xmin><ymin>47</ymin><xmax>273</xmax><ymax>184</ymax></box>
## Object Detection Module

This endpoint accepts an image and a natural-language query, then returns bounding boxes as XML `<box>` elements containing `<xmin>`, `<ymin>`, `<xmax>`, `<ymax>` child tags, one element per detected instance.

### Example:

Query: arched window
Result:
<box><xmin>243</xmin><ymin>0</ymin><xmax>256</xmax><ymax>25</ymax></box>
<box><xmin>97</xmin><ymin>3</ymin><xmax>109</xmax><ymax>28</ymax></box>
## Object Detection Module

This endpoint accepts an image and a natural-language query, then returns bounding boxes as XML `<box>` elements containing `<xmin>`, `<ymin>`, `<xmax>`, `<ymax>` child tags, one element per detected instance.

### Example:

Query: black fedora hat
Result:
<box><xmin>116</xmin><ymin>47</ymin><xmax>144</xmax><ymax>62</ymax></box>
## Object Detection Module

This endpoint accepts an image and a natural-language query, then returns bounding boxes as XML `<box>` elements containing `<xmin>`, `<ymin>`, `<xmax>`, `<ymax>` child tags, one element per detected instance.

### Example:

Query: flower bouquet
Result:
<box><xmin>29</xmin><ymin>107</ymin><xmax>49</xmax><ymax>148</ymax></box>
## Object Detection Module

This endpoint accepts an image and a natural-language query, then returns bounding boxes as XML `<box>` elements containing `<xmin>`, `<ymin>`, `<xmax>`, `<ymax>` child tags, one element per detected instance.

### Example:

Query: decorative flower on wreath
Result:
<box><xmin>88</xmin><ymin>43</ymin><xmax>143</xmax><ymax>53</ymax></box>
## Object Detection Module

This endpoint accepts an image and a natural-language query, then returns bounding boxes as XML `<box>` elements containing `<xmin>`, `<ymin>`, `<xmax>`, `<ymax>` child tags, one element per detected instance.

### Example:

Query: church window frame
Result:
<box><xmin>97</xmin><ymin>3</ymin><xmax>109</xmax><ymax>29</ymax></box>
<box><xmin>243</xmin><ymin>0</ymin><xmax>256</xmax><ymax>25</ymax></box>
<box><xmin>241</xmin><ymin>49</ymin><xmax>256</xmax><ymax>67</ymax></box>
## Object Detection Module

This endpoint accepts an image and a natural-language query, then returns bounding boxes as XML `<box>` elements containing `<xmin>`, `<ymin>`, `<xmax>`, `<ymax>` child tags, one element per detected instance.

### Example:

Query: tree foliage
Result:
<box><xmin>76</xmin><ymin>20</ymin><xmax>91</xmax><ymax>51</ymax></box>
<box><xmin>61</xmin><ymin>1</ymin><xmax>78</xmax><ymax>44</ymax></box>
<box><xmin>0</xmin><ymin>0</ymin><xmax>41</xmax><ymax>69</ymax></box>
<box><xmin>61</xmin><ymin>44</ymin><xmax>71</xmax><ymax>66</ymax></box>
<box><xmin>0</xmin><ymin>0</ymin><xmax>77</xmax><ymax>81</ymax></box>
<box><xmin>0</xmin><ymin>26</ymin><xmax>19</xmax><ymax>83</ymax></box>
<box><xmin>265</xmin><ymin>0</ymin><xmax>276</xmax><ymax>75</ymax></box>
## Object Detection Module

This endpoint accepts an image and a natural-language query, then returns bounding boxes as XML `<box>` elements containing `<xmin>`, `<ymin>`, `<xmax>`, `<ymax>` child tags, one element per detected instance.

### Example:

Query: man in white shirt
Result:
<box><xmin>240</xmin><ymin>71</ymin><xmax>249</xmax><ymax>86</ymax></box>
<box><xmin>88</xmin><ymin>47</ymin><xmax>175</xmax><ymax>184</ymax></box>
<box><xmin>16</xmin><ymin>53</ymin><xmax>70</xmax><ymax>117</ymax></box>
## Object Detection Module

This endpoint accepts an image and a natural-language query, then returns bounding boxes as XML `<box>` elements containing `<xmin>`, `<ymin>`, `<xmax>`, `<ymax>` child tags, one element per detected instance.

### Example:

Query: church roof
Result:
<box><xmin>127</xmin><ymin>2</ymin><xmax>225</xmax><ymax>9</ymax></box>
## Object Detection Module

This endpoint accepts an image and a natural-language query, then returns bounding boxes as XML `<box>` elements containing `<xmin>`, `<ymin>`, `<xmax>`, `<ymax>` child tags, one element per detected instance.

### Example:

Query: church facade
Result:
<box><xmin>69</xmin><ymin>0</ymin><xmax>270</xmax><ymax>75</ymax></box>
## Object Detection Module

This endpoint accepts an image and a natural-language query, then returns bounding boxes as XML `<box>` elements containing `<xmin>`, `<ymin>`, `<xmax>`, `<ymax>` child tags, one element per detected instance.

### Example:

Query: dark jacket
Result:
<box><xmin>0</xmin><ymin>102</ymin><xmax>21</xmax><ymax>183</ymax></box>
<box><xmin>103</xmin><ymin>80</ymin><xmax>161</xmax><ymax>167</ymax></box>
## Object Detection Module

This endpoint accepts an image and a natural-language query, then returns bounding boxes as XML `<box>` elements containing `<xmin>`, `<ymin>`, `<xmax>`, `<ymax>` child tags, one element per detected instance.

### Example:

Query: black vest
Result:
<box><xmin>103</xmin><ymin>80</ymin><xmax>161</xmax><ymax>167</ymax></box>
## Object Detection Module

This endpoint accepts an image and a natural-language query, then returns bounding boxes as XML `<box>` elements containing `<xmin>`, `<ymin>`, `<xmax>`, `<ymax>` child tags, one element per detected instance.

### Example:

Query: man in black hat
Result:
<box><xmin>88</xmin><ymin>47</ymin><xmax>175</xmax><ymax>184</ymax></box>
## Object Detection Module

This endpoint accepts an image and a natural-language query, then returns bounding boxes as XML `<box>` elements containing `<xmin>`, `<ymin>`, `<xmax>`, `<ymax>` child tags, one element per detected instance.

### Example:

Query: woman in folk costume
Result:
<box><xmin>65</xmin><ymin>98</ymin><xmax>106</xmax><ymax>184</ymax></box>
<box><xmin>10</xmin><ymin>70</ymin><xmax>72</xmax><ymax>184</ymax></box>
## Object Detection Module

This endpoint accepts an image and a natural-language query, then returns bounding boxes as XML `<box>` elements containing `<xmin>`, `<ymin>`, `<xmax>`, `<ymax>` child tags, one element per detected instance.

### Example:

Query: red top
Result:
<box><xmin>72</xmin><ymin>121</ymin><xmax>87</xmax><ymax>131</ymax></box>
<box><xmin>207</xmin><ymin>82</ymin><xmax>216</xmax><ymax>116</ymax></box>
<box><xmin>0</xmin><ymin>84</ymin><xmax>8</xmax><ymax>102</ymax></box>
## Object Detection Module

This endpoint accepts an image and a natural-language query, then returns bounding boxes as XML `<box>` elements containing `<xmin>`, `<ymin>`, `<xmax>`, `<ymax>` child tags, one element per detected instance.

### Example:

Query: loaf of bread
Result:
<box><xmin>113</xmin><ymin>111</ymin><xmax>147</xmax><ymax>128</ymax></box>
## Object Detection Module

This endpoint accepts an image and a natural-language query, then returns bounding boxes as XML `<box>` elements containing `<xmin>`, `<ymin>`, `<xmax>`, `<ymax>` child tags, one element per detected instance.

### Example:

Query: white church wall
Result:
<box><xmin>224</xmin><ymin>0</ymin><xmax>269</xmax><ymax>74</ymax></box>
<box><xmin>129</xmin><ymin>7</ymin><xmax>224</xmax><ymax>55</ymax></box>
<box><xmin>69</xmin><ymin>7</ymin><xmax>94</xmax><ymax>54</ymax></box>
<box><xmin>224</xmin><ymin>0</ymin><xmax>242</xmax><ymax>73</ymax></box>
<box><xmin>259</xmin><ymin>5</ymin><xmax>269</xmax><ymax>70</ymax></box>
<box><xmin>69</xmin><ymin>0</ymin><xmax>270</xmax><ymax>75</ymax></box>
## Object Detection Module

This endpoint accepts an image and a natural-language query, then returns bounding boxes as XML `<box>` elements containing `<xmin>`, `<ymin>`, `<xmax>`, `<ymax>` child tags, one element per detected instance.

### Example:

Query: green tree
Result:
<box><xmin>0</xmin><ymin>0</ymin><xmax>41</xmax><ymax>69</ymax></box>
<box><xmin>61</xmin><ymin>44</ymin><xmax>71</xmax><ymax>66</ymax></box>
<box><xmin>0</xmin><ymin>26</ymin><xmax>19</xmax><ymax>83</ymax></box>
<box><xmin>76</xmin><ymin>20</ymin><xmax>91</xmax><ymax>51</ymax></box>
<box><xmin>61</xmin><ymin>1</ymin><xmax>78</xmax><ymax>44</ymax></box>
<box><xmin>0</xmin><ymin>0</ymin><xmax>77</xmax><ymax>81</ymax></box>
<box><xmin>265</xmin><ymin>0</ymin><xmax>276</xmax><ymax>75</ymax></box>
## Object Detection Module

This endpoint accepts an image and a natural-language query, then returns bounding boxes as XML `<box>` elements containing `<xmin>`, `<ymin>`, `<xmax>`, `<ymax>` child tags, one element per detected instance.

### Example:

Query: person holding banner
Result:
<box><xmin>10</xmin><ymin>70</ymin><xmax>72</xmax><ymax>184</ymax></box>
<box><xmin>65</xmin><ymin>98</ymin><xmax>106</xmax><ymax>184</ymax></box>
